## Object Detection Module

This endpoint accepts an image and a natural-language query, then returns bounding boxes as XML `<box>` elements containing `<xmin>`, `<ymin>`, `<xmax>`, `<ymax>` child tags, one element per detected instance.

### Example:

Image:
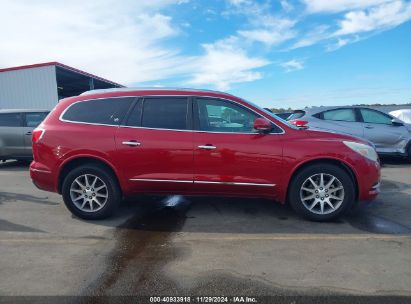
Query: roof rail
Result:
<box><xmin>80</xmin><ymin>87</ymin><xmax>236</xmax><ymax>97</ymax></box>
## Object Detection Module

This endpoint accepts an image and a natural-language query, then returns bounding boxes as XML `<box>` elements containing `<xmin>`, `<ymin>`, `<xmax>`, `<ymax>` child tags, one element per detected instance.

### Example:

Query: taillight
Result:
<box><xmin>289</xmin><ymin>119</ymin><xmax>309</xmax><ymax>129</ymax></box>
<box><xmin>32</xmin><ymin>128</ymin><xmax>45</xmax><ymax>144</ymax></box>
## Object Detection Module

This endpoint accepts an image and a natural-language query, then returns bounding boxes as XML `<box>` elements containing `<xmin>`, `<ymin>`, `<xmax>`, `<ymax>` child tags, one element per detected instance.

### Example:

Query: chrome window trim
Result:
<box><xmin>129</xmin><ymin>178</ymin><xmax>276</xmax><ymax>187</ymax></box>
<box><xmin>59</xmin><ymin>95</ymin><xmax>285</xmax><ymax>135</ymax></box>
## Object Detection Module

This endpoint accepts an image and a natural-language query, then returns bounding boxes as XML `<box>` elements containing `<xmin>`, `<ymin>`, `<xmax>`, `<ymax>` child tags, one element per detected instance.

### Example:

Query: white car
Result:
<box><xmin>390</xmin><ymin>109</ymin><xmax>411</xmax><ymax>125</ymax></box>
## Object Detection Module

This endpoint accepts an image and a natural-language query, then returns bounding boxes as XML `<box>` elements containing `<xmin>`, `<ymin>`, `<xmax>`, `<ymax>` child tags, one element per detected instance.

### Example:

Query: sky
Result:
<box><xmin>0</xmin><ymin>0</ymin><xmax>410</xmax><ymax>109</ymax></box>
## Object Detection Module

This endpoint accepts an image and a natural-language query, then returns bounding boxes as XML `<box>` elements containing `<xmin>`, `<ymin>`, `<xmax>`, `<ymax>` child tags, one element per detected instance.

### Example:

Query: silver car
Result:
<box><xmin>0</xmin><ymin>109</ymin><xmax>49</xmax><ymax>162</ymax></box>
<box><xmin>288</xmin><ymin>106</ymin><xmax>411</xmax><ymax>161</ymax></box>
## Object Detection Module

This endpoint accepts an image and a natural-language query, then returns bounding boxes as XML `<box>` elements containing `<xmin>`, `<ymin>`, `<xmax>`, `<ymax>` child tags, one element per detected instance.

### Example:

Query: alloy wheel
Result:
<box><xmin>69</xmin><ymin>174</ymin><xmax>108</xmax><ymax>212</ymax></box>
<box><xmin>299</xmin><ymin>173</ymin><xmax>345</xmax><ymax>215</ymax></box>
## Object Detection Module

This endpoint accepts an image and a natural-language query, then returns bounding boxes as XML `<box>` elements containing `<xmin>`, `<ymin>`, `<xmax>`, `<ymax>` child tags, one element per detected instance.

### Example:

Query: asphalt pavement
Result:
<box><xmin>0</xmin><ymin>159</ymin><xmax>410</xmax><ymax>303</ymax></box>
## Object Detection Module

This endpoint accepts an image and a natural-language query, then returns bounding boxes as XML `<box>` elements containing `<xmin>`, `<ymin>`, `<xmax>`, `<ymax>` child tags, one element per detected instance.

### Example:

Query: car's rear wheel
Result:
<box><xmin>289</xmin><ymin>163</ymin><xmax>355</xmax><ymax>221</ymax></box>
<box><xmin>62</xmin><ymin>164</ymin><xmax>121</xmax><ymax>220</ymax></box>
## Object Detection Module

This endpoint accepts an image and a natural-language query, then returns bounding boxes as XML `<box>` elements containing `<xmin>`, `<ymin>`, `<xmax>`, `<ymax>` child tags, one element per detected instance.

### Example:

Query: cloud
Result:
<box><xmin>302</xmin><ymin>0</ymin><xmax>393</xmax><ymax>13</ymax></box>
<box><xmin>187</xmin><ymin>37</ymin><xmax>270</xmax><ymax>90</ymax></box>
<box><xmin>292</xmin><ymin>0</ymin><xmax>411</xmax><ymax>51</ymax></box>
<box><xmin>0</xmin><ymin>0</ymin><xmax>193</xmax><ymax>84</ymax></box>
<box><xmin>225</xmin><ymin>1</ymin><xmax>297</xmax><ymax>47</ymax></box>
<box><xmin>290</xmin><ymin>25</ymin><xmax>330</xmax><ymax>49</ymax></box>
<box><xmin>280</xmin><ymin>59</ymin><xmax>304</xmax><ymax>72</ymax></box>
<box><xmin>334</xmin><ymin>0</ymin><xmax>411</xmax><ymax>36</ymax></box>
<box><xmin>280</xmin><ymin>0</ymin><xmax>294</xmax><ymax>12</ymax></box>
<box><xmin>238</xmin><ymin>17</ymin><xmax>297</xmax><ymax>46</ymax></box>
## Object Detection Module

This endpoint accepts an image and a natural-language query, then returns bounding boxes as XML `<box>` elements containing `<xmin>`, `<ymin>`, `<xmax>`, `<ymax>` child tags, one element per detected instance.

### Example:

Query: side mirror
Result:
<box><xmin>254</xmin><ymin>118</ymin><xmax>272</xmax><ymax>133</ymax></box>
<box><xmin>392</xmin><ymin>118</ymin><xmax>404</xmax><ymax>127</ymax></box>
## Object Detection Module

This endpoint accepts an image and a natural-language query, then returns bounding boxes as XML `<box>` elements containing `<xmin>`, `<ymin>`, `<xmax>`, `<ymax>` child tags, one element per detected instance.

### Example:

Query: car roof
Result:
<box><xmin>80</xmin><ymin>87</ymin><xmax>238</xmax><ymax>99</ymax></box>
<box><xmin>0</xmin><ymin>109</ymin><xmax>50</xmax><ymax>113</ymax></box>
<box><xmin>298</xmin><ymin>106</ymin><xmax>389</xmax><ymax>115</ymax></box>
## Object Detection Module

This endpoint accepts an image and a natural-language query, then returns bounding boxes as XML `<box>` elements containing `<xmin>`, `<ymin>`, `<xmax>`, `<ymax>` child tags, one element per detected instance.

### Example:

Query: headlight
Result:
<box><xmin>343</xmin><ymin>141</ymin><xmax>378</xmax><ymax>162</ymax></box>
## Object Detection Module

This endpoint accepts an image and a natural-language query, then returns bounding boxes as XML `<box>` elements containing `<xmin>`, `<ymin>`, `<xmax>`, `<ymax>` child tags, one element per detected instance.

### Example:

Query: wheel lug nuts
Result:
<box><xmin>320</xmin><ymin>187</ymin><xmax>323</xmax><ymax>190</ymax></box>
<box><xmin>91</xmin><ymin>188</ymin><xmax>94</xmax><ymax>191</ymax></box>
<box><xmin>315</xmin><ymin>190</ymin><xmax>318</xmax><ymax>193</ymax></box>
<box><xmin>321</xmin><ymin>197</ymin><xmax>324</xmax><ymax>200</ymax></box>
<box><xmin>83</xmin><ymin>190</ymin><xmax>86</xmax><ymax>193</ymax></box>
<box><xmin>316</xmin><ymin>195</ymin><xmax>319</xmax><ymax>198</ymax></box>
<box><xmin>93</xmin><ymin>193</ymin><xmax>96</xmax><ymax>196</ymax></box>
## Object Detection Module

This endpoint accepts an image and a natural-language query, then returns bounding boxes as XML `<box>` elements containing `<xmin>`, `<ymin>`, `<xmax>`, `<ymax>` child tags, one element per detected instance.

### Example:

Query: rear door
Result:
<box><xmin>192</xmin><ymin>97</ymin><xmax>283</xmax><ymax>198</ymax></box>
<box><xmin>0</xmin><ymin>112</ymin><xmax>25</xmax><ymax>158</ymax></box>
<box><xmin>359</xmin><ymin>108</ymin><xmax>409</xmax><ymax>153</ymax></box>
<box><xmin>316</xmin><ymin>108</ymin><xmax>364</xmax><ymax>138</ymax></box>
<box><xmin>22</xmin><ymin>112</ymin><xmax>49</xmax><ymax>156</ymax></box>
<box><xmin>114</xmin><ymin>96</ymin><xmax>194</xmax><ymax>194</ymax></box>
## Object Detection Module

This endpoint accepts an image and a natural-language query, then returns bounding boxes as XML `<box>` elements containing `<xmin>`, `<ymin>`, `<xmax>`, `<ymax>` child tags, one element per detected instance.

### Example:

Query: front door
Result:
<box><xmin>359</xmin><ymin>108</ymin><xmax>410</xmax><ymax>153</ymax></box>
<box><xmin>114</xmin><ymin>96</ymin><xmax>194</xmax><ymax>194</ymax></box>
<box><xmin>192</xmin><ymin>97</ymin><xmax>283</xmax><ymax>199</ymax></box>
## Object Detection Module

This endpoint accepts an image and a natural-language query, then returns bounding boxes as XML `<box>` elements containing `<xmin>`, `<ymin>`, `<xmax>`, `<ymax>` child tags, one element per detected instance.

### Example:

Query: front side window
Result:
<box><xmin>0</xmin><ymin>113</ymin><xmax>21</xmax><ymax>127</ymax></box>
<box><xmin>61</xmin><ymin>97</ymin><xmax>134</xmax><ymax>125</ymax></box>
<box><xmin>25</xmin><ymin>112</ymin><xmax>48</xmax><ymax>128</ymax></box>
<box><xmin>140</xmin><ymin>97</ymin><xmax>189</xmax><ymax>130</ymax></box>
<box><xmin>196</xmin><ymin>98</ymin><xmax>259</xmax><ymax>133</ymax></box>
<box><xmin>360</xmin><ymin>109</ymin><xmax>392</xmax><ymax>125</ymax></box>
<box><xmin>322</xmin><ymin>109</ymin><xmax>356</xmax><ymax>122</ymax></box>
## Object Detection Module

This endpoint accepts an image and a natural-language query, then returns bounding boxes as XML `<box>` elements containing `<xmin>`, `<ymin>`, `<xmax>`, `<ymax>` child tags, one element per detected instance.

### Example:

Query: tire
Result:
<box><xmin>288</xmin><ymin>163</ymin><xmax>355</xmax><ymax>222</ymax></box>
<box><xmin>62</xmin><ymin>164</ymin><xmax>121</xmax><ymax>220</ymax></box>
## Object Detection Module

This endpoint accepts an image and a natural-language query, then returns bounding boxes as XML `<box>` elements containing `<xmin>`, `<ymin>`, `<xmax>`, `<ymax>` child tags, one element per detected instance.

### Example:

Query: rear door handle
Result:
<box><xmin>25</xmin><ymin>131</ymin><xmax>32</xmax><ymax>135</ymax></box>
<box><xmin>364</xmin><ymin>125</ymin><xmax>374</xmax><ymax>129</ymax></box>
<box><xmin>198</xmin><ymin>145</ymin><xmax>217</xmax><ymax>150</ymax></box>
<box><xmin>122</xmin><ymin>140</ymin><xmax>141</xmax><ymax>147</ymax></box>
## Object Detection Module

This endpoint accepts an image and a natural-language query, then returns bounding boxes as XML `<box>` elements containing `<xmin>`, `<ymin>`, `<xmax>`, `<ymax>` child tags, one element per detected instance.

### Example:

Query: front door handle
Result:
<box><xmin>198</xmin><ymin>145</ymin><xmax>217</xmax><ymax>150</ymax></box>
<box><xmin>122</xmin><ymin>140</ymin><xmax>141</xmax><ymax>147</ymax></box>
<box><xmin>25</xmin><ymin>131</ymin><xmax>32</xmax><ymax>135</ymax></box>
<box><xmin>364</xmin><ymin>125</ymin><xmax>374</xmax><ymax>129</ymax></box>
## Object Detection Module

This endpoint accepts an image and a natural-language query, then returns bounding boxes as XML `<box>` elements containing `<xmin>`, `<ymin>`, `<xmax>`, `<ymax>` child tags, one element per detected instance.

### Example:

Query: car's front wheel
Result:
<box><xmin>62</xmin><ymin>164</ymin><xmax>121</xmax><ymax>220</ymax></box>
<box><xmin>289</xmin><ymin>163</ymin><xmax>355</xmax><ymax>221</ymax></box>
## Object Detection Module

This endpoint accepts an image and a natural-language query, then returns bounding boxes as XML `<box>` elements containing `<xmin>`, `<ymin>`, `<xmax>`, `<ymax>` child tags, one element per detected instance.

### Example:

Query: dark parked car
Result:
<box><xmin>30</xmin><ymin>88</ymin><xmax>380</xmax><ymax>221</ymax></box>
<box><xmin>0</xmin><ymin>109</ymin><xmax>49</xmax><ymax>162</ymax></box>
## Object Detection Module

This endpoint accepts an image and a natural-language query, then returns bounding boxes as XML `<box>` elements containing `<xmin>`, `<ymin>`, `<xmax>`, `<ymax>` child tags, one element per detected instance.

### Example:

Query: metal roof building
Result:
<box><xmin>0</xmin><ymin>62</ymin><xmax>124</xmax><ymax>110</ymax></box>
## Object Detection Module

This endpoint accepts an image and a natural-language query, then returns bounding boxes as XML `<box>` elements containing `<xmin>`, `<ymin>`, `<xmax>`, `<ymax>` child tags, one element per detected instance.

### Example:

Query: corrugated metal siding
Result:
<box><xmin>0</xmin><ymin>66</ymin><xmax>58</xmax><ymax>110</ymax></box>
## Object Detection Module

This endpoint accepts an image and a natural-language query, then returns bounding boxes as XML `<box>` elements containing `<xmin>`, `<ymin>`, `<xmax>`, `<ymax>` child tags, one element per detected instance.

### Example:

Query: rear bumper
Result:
<box><xmin>30</xmin><ymin>161</ymin><xmax>56</xmax><ymax>193</ymax></box>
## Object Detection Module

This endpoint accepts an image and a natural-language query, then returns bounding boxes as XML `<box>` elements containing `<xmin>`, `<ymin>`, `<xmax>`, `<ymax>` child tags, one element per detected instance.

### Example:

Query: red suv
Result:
<box><xmin>30</xmin><ymin>88</ymin><xmax>380</xmax><ymax>221</ymax></box>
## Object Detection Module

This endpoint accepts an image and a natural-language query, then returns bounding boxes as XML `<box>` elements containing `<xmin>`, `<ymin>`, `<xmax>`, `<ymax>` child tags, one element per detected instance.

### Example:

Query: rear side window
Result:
<box><xmin>62</xmin><ymin>97</ymin><xmax>134</xmax><ymax>125</ymax></box>
<box><xmin>322</xmin><ymin>109</ymin><xmax>356</xmax><ymax>122</ymax></box>
<box><xmin>360</xmin><ymin>109</ymin><xmax>392</xmax><ymax>125</ymax></box>
<box><xmin>140</xmin><ymin>97</ymin><xmax>189</xmax><ymax>130</ymax></box>
<box><xmin>25</xmin><ymin>112</ymin><xmax>48</xmax><ymax>128</ymax></box>
<box><xmin>0</xmin><ymin>113</ymin><xmax>21</xmax><ymax>127</ymax></box>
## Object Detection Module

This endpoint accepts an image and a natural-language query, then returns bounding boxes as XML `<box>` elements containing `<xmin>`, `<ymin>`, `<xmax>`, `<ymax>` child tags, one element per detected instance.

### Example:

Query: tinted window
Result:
<box><xmin>197</xmin><ymin>98</ymin><xmax>259</xmax><ymax>133</ymax></box>
<box><xmin>322</xmin><ymin>109</ymin><xmax>356</xmax><ymax>122</ymax></box>
<box><xmin>360</xmin><ymin>109</ymin><xmax>392</xmax><ymax>125</ymax></box>
<box><xmin>0</xmin><ymin>113</ymin><xmax>21</xmax><ymax>127</ymax></box>
<box><xmin>25</xmin><ymin>112</ymin><xmax>48</xmax><ymax>128</ymax></box>
<box><xmin>141</xmin><ymin>97</ymin><xmax>188</xmax><ymax>130</ymax></box>
<box><xmin>62</xmin><ymin>98</ymin><xmax>134</xmax><ymax>125</ymax></box>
